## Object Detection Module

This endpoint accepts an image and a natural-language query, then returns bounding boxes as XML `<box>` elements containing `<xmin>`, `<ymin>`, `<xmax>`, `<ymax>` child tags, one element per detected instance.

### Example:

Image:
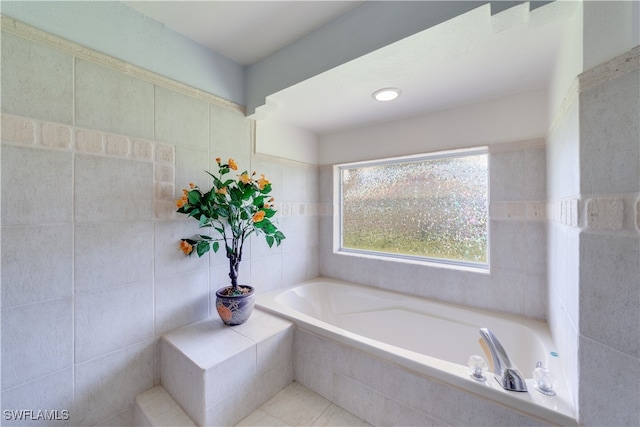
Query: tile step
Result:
<box><xmin>134</xmin><ymin>385</ymin><xmax>196</xmax><ymax>427</ymax></box>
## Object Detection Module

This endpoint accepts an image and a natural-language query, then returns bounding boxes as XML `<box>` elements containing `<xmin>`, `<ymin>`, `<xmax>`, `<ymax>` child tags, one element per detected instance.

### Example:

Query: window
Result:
<box><xmin>336</xmin><ymin>148</ymin><xmax>488</xmax><ymax>268</ymax></box>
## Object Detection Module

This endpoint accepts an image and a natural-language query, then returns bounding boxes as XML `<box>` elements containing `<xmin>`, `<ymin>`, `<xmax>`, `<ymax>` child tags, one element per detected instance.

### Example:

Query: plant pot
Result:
<box><xmin>215</xmin><ymin>285</ymin><xmax>255</xmax><ymax>326</ymax></box>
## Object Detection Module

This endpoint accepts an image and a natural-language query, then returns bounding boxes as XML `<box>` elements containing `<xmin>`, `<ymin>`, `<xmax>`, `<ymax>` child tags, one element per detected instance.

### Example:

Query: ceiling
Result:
<box><xmin>122</xmin><ymin>1</ymin><xmax>574</xmax><ymax>135</ymax></box>
<box><xmin>123</xmin><ymin>1</ymin><xmax>363</xmax><ymax>66</ymax></box>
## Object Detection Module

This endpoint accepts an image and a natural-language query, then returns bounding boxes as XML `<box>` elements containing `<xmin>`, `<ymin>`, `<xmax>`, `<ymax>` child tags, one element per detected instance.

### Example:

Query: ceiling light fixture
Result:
<box><xmin>372</xmin><ymin>87</ymin><xmax>401</xmax><ymax>102</ymax></box>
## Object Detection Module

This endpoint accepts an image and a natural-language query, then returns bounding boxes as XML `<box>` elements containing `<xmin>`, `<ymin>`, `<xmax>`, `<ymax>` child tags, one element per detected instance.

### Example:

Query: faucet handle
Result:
<box><xmin>533</xmin><ymin>362</ymin><xmax>557</xmax><ymax>396</ymax></box>
<box><xmin>468</xmin><ymin>355</ymin><xmax>488</xmax><ymax>381</ymax></box>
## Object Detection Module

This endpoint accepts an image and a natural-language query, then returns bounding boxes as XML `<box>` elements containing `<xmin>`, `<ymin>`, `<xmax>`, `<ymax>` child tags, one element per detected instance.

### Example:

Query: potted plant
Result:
<box><xmin>176</xmin><ymin>157</ymin><xmax>285</xmax><ymax>325</ymax></box>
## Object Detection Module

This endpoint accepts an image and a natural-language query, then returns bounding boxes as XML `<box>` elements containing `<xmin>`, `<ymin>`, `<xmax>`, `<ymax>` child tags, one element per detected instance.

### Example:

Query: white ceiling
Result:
<box><xmin>123</xmin><ymin>1</ymin><xmax>363</xmax><ymax>66</ymax></box>
<box><xmin>122</xmin><ymin>1</ymin><xmax>574</xmax><ymax>135</ymax></box>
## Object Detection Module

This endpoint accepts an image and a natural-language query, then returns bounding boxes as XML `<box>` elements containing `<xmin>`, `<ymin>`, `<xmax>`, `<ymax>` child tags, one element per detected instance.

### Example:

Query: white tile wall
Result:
<box><xmin>548</xmin><ymin>47</ymin><xmax>640</xmax><ymax>425</ymax></box>
<box><xmin>1</xmin><ymin>145</ymin><xmax>72</xmax><ymax>225</ymax></box>
<box><xmin>74</xmin><ymin>340</ymin><xmax>155</xmax><ymax>426</ymax></box>
<box><xmin>295</xmin><ymin>327</ymin><xmax>554</xmax><ymax>426</ymax></box>
<box><xmin>74</xmin><ymin>281</ymin><xmax>154</xmax><ymax>363</ymax></box>
<box><xmin>75</xmin><ymin>59</ymin><xmax>154</xmax><ymax>139</ymax></box>
<box><xmin>1</xmin><ymin>27</ymin><xmax>320</xmax><ymax>426</ymax></box>
<box><xmin>1</xmin><ymin>224</ymin><xmax>72</xmax><ymax>307</ymax></box>
<box><xmin>0</xmin><ymin>32</ymin><xmax>73</xmax><ymax>124</ymax></box>
<box><xmin>154</xmin><ymin>85</ymin><xmax>209</xmax><ymax>150</ymax></box>
<box><xmin>0</xmin><ymin>369</ymin><xmax>74</xmax><ymax>427</ymax></box>
<box><xmin>74</xmin><ymin>221</ymin><xmax>154</xmax><ymax>293</ymax></box>
<box><xmin>1</xmin><ymin>299</ymin><xmax>73</xmax><ymax>389</ymax></box>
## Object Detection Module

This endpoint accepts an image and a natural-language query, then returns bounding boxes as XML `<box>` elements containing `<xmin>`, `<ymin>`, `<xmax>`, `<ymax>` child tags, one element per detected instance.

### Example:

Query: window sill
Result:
<box><xmin>335</xmin><ymin>248</ymin><xmax>490</xmax><ymax>275</ymax></box>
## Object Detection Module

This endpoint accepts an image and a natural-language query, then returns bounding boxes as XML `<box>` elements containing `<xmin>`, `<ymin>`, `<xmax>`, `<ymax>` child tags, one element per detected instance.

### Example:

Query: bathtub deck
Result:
<box><xmin>236</xmin><ymin>382</ymin><xmax>370</xmax><ymax>427</ymax></box>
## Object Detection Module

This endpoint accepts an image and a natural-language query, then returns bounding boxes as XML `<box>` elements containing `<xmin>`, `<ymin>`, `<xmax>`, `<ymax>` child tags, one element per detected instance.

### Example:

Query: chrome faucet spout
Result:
<box><xmin>479</xmin><ymin>328</ymin><xmax>527</xmax><ymax>392</ymax></box>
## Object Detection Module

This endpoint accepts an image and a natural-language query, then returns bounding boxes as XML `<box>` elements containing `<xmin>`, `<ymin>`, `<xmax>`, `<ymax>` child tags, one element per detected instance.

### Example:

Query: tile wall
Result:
<box><xmin>548</xmin><ymin>46</ymin><xmax>639</xmax><ymax>425</ymax></box>
<box><xmin>0</xmin><ymin>26</ymin><xmax>319</xmax><ymax>426</ymax></box>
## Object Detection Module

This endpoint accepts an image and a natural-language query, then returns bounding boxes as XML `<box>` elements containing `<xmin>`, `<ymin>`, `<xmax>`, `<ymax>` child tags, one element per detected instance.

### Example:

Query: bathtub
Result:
<box><xmin>257</xmin><ymin>277</ymin><xmax>577</xmax><ymax>426</ymax></box>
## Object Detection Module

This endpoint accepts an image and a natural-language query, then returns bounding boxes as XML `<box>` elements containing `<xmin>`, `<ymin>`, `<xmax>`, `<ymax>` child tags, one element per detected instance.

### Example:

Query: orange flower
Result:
<box><xmin>238</xmin><ymin>172</ymin><xmax>251</xmax><ymax>184</ymax></box>
<box><xmin>216</xmin><ymin>187</ymin><xmax>227</xmax><ymax>195</ymax></box>
<box><xmin>176</xmin><ymin>195</ymin><xmax>188</xmax><ymax>208</ymax></box>
<box><xmin>257</xmin><ymin>174</ymin><xmax>270</xmax><ymax>190</ymax></box>
<box><xmin>215</xmin><ymin>157</ymin><xmax>221</xmax><ymax>164</ymax></box>
<box><xmin>252</xmin><ymin>211</ymin><xmax>266</xmax><ymax>223</ymax></box>
<box><xmin>264</xmin><ymin>203</ymin><xmax>271</xmax><ymax>209</ymax></box>
<box><xmin>189</xmin><ymin>182</ymin><xmax>196</xmax><ymax>189</ymax></box>
<box><xmin>228</xmin><ymin>158</ymin><xmax>238</xmax><ymax>170</ymax></box>
<box><xmin>269</xmin><ymin>197</ymin><xmax>275</xmax><ymax>202</ymax></box>
<box><xmin>180</xmin><ymin>240</ymin><xmax>193</xmax><ymax>255</ymax></box>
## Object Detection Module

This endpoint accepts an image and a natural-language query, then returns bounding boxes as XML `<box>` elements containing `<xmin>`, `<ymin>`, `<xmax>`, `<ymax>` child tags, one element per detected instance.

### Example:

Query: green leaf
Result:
<box><xmin>266</xmin><ymin>235</ymin><xmax>274</xmax><ymax>248</ymax></box>
<box><xmin>196</xmin><ymin>241</ymin><xmax>210</xmax><ymax>257</ymax></box>
<box><xmin>188</xmin><ymin>190</ymin><xmax>201</xmax><ymax>204</ymax></box>
<box><xmin>264</xmin><ymin>209</ymin><xmax>276</xmax><ymax>218</ymax></box>
<box><xmin>212</xmin><ymin>241</ymin><xmax>220</xmax><ymax>252</ymax></box>
<box><xmin>260</xmin><ymin>183</ymin><xmax>272</xmax><ymax>194</ymax></box>
<box><xmin>253</xmin><ymin>196</ymin><xmax>264</xmax><ymax>207</ymax></box>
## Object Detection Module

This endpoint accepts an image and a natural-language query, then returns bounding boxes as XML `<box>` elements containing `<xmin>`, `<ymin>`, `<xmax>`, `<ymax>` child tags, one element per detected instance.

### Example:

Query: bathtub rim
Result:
<box><xmin>256</xmin><ymin>277</ymin><xmax>578</xmax><ymax>426</ymax></box>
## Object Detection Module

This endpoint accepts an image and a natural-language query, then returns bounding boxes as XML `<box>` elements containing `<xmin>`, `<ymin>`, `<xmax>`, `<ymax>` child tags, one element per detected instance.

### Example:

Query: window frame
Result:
<box><xmin>333</xmin><ymin>147</ymin><xmax>490</xmax><ymax>272</ymax></box>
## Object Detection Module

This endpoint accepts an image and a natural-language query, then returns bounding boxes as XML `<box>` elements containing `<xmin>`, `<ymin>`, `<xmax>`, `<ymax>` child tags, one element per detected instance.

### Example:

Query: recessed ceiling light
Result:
<box><xmin>372</xmin><ymin>87</ymin><xmax>401</xmax><ymax>102</ymax></box>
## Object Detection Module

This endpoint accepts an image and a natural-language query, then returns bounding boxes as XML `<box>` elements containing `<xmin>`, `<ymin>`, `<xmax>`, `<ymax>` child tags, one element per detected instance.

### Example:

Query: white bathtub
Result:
<box><xmin>257</xmin><ymin>277</ymin><xmax>577</xmax><ymax>426</ymax></box>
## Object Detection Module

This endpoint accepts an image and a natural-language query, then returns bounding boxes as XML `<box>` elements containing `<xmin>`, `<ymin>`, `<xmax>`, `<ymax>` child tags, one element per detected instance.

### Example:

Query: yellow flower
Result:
<box><xmin>180</xmin><ymin>240</ymin><xmax>193</xmax><ymax>255</ymax></box>
<box><xmin>257</xmin><ymin>174</ymin><xmax>270</xmax><ymax>190</ymax></box>
<box><xmin>238</xmin><ymin>172</ymin><xmax>251</xmax><ymax>184</ymax></box>
<box><xmin>216</xmin><ymin>187</ymin><xmax>227</xmax><ymax>195</ymax></box>
<box><xmin>252</xmin><ymin>211</ymin><xmax>265</xmax><ymax>223</ymax></box>
<box><xmin>228</xmin><ymin>158</ymin><xmax>238</xmax><ymax>170</ymax></box>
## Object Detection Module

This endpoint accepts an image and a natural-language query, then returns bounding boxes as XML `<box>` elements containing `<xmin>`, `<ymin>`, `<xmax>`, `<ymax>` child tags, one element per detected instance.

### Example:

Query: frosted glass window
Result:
<box><xmin>339</xmin><ymin>149</ymin><xmax>488</xmax><ymax>266</ymax></box>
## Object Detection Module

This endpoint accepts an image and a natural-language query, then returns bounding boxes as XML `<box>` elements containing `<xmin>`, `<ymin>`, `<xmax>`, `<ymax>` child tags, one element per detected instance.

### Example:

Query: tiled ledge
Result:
<box><xmin>159</xmin><ymin>309</ymin><xmax>294</xmax><ymax>426</ymax></box>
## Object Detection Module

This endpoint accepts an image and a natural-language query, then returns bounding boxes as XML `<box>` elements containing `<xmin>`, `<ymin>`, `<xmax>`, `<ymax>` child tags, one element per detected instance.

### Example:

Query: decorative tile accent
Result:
<box><xmin>585</xmin><ymin>197</ymin><xmax>624</xmax><ymax>230</ymax></box>
<box><xmin>76</xmin><ymin>129</ymin><xmax>103</xmax><ymax>153</ymax></box>
<box><xmin>132</xmin><ymin>139</ymin><xmax>154</xmax><ymax>160</ymax></box>
<box><xmin>4</xmin><ymin>115</ymin><xmax>178</xmax><ymax>220</ymax></box>
<box><xmin>156</xmin><ymin>144</ymin><xmax>175</xmax><ymax>163</ymax></box>
<box><xmin>156</xmin><ymin>182</ymin><xmax>175</xmax><ymax>201</ymax></box>
<box><xmin>636</xmin><ymin>199</ymin><xmax>640</xmax><ymax>232</ymax></box>
<box><xmin>490</xmin><ymin>201</ymin><xmax>546</xmax><ymax>221</ymax></box>
<box><xmin>42</xmin><ymin>122</ymin><xmax>71</xmax><ymax>149</ymax></box>
<box><xmin>105</xmin><ymin>134</ymin><xmax>130</xmax><ymax>157</ymax></box>
<box><xmin>156</xmin><ymin>164</ymin><xmax>175</xmax><ymax>183</ymax></box>
<box><xmin>1</xmin><ymin>114</ymin><xmax>35</xmax><ymax>144</ymax></box>
<box><xmin>548</xmin><ymin>198</ymin><xmax>579</xmax><ymax>227</ymax></box>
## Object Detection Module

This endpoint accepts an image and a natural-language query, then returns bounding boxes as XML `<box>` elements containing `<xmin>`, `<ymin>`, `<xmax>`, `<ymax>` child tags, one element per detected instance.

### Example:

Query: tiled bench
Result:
<box><xmin>136</xmin><ymin>309</ymin><xmax>294</xmax><ymax>426</ymax></box>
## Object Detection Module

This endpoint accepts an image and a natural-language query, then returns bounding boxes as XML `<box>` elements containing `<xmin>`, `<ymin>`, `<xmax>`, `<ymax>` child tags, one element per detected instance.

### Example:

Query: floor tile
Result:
<box><xmin>235</xmin><ymin>409</ymin><xmax>289</xmax><ymax>427</ymax></box>
<box><xmin>313</xmin><ymin>404</ymin><xmax>372</xmax><ymax>426</ymax></box>
<box><xmin>259</xmin><ymin>382</ymin><xmax>331</xmax><ymax>426</ymax></box>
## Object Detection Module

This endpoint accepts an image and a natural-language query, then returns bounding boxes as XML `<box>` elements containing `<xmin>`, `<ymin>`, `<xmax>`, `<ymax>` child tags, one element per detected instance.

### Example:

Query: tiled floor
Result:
<box><xmin>235</xmin><ymin>382</ymin><xmax>371</xmax><ymax>427</ymax></box>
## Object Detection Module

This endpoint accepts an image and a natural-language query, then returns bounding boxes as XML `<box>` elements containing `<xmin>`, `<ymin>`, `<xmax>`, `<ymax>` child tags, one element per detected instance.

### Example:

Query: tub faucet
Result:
<box><xmin>479</xmin><ymin>328</ymin><xmax>527</xmax><ymax>392</ymax></box>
